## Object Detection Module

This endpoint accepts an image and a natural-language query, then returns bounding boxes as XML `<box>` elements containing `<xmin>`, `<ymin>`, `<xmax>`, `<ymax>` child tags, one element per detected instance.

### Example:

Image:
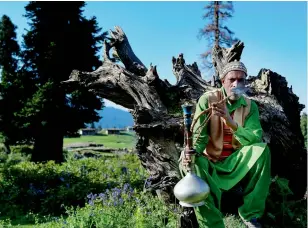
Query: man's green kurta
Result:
<box><xmin>193</xmin><ymin>87</ymin><xmax>263</xmax><ymax>154</ymax></box>
<box><xmin>180</xmin><ymin>87</ymin><xmax>271</xmax><ymax>228</ymax></box>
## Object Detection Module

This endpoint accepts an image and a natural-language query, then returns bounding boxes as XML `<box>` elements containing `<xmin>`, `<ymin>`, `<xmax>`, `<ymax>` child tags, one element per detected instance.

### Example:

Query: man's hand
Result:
<box><xmin>212</xmin><ymin>100</ymin><xmax>229</xmax><ymax>119</ymax></box>
<box><xmin>212</xmin><ymin>101</ymin><xmax>238</xmax><ymax>131</ymax></box>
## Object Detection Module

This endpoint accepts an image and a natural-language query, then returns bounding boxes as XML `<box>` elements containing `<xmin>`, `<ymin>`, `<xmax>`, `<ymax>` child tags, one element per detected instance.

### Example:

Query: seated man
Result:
<box><xmin>181</xmin><ymin>61</ymin><xmax>271</xmax><ymax>228</ymax></box>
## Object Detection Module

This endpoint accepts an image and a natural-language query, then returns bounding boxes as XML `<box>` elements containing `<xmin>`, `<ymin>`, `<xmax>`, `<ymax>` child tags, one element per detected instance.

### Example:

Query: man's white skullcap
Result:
<box><xmin>221</xmin><ymin>60</ymin><xmax>247</xmax><ymax>79</ymax></box>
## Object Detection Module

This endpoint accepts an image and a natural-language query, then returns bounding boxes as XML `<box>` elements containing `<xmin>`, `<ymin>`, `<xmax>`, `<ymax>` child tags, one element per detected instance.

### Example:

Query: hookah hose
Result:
<box><xmin>190</xmin><ymin>96</ymin><xmax>229</xmax><ymax>147</ymax></box>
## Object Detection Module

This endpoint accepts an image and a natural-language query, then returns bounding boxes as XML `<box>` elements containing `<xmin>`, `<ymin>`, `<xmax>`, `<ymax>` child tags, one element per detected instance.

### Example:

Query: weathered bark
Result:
<box><xmin>62</xmin><ymin>26</ymin><xmax>306</xmax><ymax>226</ymax></box>
<box><xmin>107</xmin><ymin>26</ymin><xmax>148</xmax><ymax>76</ymax></box>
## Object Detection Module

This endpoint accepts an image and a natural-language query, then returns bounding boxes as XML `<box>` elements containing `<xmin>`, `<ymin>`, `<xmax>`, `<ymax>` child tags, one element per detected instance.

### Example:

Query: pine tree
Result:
<box><xmin>22</xmin><ymin>2</ymin><xmax>106</xmax><ymax>162</ymax></box>
<box><xmin>0</xmin><ymin>15</ymin><xmax>19</xmax><ymax>77</ymax></box>
<box><xmin>199</xmin><ymin>1</ymin><xmax>238</xmax><ymax>78</ymax></box>
<box><xmin>0</xmin><ymin>15</ymin><xmax>25</xmax><ymax>153</ymax></box>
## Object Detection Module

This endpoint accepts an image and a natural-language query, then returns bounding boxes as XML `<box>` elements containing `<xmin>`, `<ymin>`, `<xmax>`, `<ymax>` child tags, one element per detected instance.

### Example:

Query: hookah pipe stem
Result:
<box><xmin>183</xmin><ymin>107</ymin><xmax>195</xmax><ymax>172</ymax></box>
<box><xmin>184</xmin><ymin>118</ymin><xmax>193</xmax><ymax>150</ymax></box>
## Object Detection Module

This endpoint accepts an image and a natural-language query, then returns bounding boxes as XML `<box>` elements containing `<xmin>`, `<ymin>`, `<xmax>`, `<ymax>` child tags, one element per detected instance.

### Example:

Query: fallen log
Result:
<box><xmin>62</xmin><ymin>26</ymin><xmax>307</xmax><ymax>227</ymax></box>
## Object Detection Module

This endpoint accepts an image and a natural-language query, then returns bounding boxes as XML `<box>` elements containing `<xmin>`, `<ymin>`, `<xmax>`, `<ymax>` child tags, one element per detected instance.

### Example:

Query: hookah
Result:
<box><xmin>173</xmin><ymin>87</ymin><xmax>248</xmax><ymax>207</ymax></box>
<box><xmin>173</xmin><ymin>103</ymin><xmax>210</xmax><ymax>207</ymax></box>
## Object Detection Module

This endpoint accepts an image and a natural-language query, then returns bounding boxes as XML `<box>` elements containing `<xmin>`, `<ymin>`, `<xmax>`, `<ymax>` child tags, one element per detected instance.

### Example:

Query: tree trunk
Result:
<box><xmin>32</xmin><ymin>93</ymin><xmax>65</xmax><ymax>163</ymax></box>
<box><xmin>62</xmin><ymin>26</ymin><xmax>307</xmax><ymax>226</ymax></box>
<box><xmin>32</xmin><ymin>122</ymin><xmax>64</xmax><ymax>163</ymax></box>
<box><xmin>214</xmin><ymin>1</ymin><xmax>220</xmax><ymax>47</ymax></box>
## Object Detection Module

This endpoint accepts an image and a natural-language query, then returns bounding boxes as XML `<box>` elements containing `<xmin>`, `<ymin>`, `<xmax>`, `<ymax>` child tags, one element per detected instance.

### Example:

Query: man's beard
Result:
<box><xmin>229</xmin><ymin>92</ymin><xmax>240</xmax><ymax>101</ymax></box>
<box><xmin>229</xmin><ymin>86</ymin><xmax>246</xmax><ymax>100</ymax></box>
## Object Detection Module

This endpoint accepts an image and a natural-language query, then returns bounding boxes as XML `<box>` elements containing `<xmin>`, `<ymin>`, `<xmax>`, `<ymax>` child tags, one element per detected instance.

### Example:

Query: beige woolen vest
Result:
<box><xmin>203</xmin><ymin>89</ymin><xmax>251</xmax><ymax>162</ymax></box>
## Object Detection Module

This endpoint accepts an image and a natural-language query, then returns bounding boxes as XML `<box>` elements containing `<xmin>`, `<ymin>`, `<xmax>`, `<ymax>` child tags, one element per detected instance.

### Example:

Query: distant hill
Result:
<box><xmin>94</xmin><ymin>107</ymin><xmax>134</xmax><ymax>128</ymax></box>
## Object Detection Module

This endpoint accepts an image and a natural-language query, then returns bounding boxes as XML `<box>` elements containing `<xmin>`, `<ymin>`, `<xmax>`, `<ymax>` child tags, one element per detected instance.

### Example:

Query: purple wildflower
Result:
<box><xmin>98</xmin><ymin>193</ymin><xmax>107</xmax><ymax>201</ymax></box>
<box><xmin>87</xmin><ymin>193</ymin><xmax>93</xmax><ymax>199</ymax></box>
<box><xmin>111</xmin><ymin>188</ymin><xmax>121</xmax><ymax>199</ymax></box>
<box><xmin>123</xmin><ymin>183</ymin><xmax>130</xmax><ymax>192</ymax></box>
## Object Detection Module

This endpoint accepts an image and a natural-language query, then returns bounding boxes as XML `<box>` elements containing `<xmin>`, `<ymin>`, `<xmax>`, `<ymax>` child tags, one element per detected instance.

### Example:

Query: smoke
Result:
<box><xmin>231</xmin><ymin>87</ymin><xmax>249</xmax><ymax>96</ymax></box>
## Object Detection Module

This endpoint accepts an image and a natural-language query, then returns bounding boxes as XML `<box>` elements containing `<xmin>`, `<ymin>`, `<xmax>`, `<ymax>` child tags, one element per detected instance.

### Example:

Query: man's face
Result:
<box><xmin>222</xmin><ymin>70</ymin><xmax>246</xmax><ymax>101</ymax></box>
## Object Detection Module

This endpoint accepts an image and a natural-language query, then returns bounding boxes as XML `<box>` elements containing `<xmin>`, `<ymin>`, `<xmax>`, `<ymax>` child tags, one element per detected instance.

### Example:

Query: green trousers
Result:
<box><xmin>179</xmin><ymin>142</ymin><xmax>271</xmax><ymax>228</ymax></box>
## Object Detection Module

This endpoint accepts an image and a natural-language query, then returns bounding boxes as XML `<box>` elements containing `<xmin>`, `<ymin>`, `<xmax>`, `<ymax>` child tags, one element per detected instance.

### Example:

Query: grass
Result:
<box><xmin>224</xmin><ymin>215</ymin><xmax>246</xmax><ymax>228</ymax></box>
<box><xmin>63</xmin><ymin>131</ymin><xmax>136</xmax><ymax>149</ymax></box>
<box><xmin>0</xmin><ymin>214</ymin><xmax>54</xmax><ymax>228</ymax></box>
<box><xmin>1</xmin><ymin>209</ymin><xmax>247</xmax><ymax>228</ymax></box>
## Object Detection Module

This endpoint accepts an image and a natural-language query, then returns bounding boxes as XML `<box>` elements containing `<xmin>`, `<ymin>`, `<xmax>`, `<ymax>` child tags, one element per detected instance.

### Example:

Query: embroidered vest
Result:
<box><xmin>203</xmin><ymin>89</ymin><xmax>251</xmax><ymax>162</ymax></box>
<box><xmin>219</xmin><ymin>112</ymin><xmax>235</xmax><ymax>160</ymax></box>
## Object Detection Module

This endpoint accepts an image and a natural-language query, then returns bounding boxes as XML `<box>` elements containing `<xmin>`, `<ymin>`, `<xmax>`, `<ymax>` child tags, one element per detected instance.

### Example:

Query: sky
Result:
<box><xmin>0</xmin><ymin>1</ymin><xmax>307</xmax><ymax>113</ymax></box>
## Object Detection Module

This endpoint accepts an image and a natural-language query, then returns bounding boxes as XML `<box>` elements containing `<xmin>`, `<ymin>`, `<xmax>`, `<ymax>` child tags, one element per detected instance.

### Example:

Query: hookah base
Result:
<box><xmin>179</xmin><ymin>201</ymin><xmax>205</xmax><ymax>207</ymax></box>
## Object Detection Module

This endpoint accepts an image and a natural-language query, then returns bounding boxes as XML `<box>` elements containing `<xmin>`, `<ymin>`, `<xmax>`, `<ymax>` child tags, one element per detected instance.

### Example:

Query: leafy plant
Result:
<box><xmin>265</xmin><ymin>176</ymin><xmax>307</xmax><ymax>228</ymax></box>
<box><xmin>0</xmin><ymin>153</ymin><xmax>147</xmax><ymax>216</ymax></box>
